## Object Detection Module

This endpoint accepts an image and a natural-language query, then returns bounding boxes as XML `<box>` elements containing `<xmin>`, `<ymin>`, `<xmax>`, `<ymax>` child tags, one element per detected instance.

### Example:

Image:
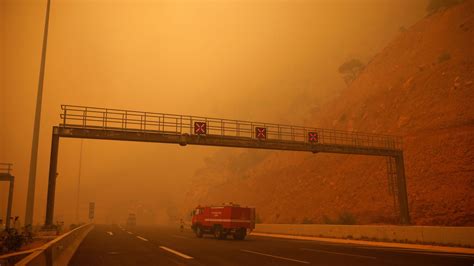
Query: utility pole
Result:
<box><xmin>25</xmin><ymin>0</ymin><xmax>52</xmax><ymax>227</ymax></box>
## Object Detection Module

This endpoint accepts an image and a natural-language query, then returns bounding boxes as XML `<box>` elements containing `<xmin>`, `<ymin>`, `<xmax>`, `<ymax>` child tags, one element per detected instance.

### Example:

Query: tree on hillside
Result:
<box><xmin>426</xmin><ymin>0</ymin><xmax>463</xmax><ymax>13</ymax></box>
<box><xmin>338</xmin><ymin>59</ymin><xmax>364</xmax><ymax>85</ymax></box>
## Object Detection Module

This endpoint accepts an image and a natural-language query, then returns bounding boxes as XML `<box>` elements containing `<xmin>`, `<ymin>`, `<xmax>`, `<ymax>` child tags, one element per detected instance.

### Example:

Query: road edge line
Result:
<box><xmin>240</xmin><ymin>249</ymin><xmax>310</xmax><ymax>264</ymax></box>
<box><xmin>300</xmin><ymin>247</ymin><xmax>376</xmax><ymax>260</ymax></box>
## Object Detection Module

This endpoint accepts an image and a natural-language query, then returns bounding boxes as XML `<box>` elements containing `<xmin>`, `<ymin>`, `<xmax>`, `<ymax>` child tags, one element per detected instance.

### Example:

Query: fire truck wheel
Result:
<box><xmin>233</xmin><ymin>229</ymin><xmax>246</xmax><ymax>240</ymax></box>
<box><xmin>214</xmin><ymin>227</ymin><xmax>226</xmax><ymax>240</ymax></box>
<box><xmin>195</xmin><ymin>225</ymin><xmax>203</xmax><ymax>238</ymax></box>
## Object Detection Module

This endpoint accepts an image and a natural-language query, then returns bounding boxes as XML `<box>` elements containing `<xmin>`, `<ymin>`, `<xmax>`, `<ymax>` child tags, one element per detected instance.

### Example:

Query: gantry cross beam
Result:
<box><xmin>44</xmin><ymin>105</ymin><xmax>410</xmax><ymax>227</ymax></box>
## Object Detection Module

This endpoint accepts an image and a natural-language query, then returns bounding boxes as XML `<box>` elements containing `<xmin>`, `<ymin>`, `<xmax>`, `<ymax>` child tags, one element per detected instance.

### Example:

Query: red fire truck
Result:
<box><xmin>191</xmin><ymin>203</ymin><xmax>256</xmax><ymax>240</ymax></box>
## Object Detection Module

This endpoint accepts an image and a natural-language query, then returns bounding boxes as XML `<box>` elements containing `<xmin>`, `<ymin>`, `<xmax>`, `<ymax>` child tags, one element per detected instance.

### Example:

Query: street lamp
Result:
<box><xmin>25</xmin><ymin>0</ymin><xmax>52</xmax><ymax>227</ymax></box>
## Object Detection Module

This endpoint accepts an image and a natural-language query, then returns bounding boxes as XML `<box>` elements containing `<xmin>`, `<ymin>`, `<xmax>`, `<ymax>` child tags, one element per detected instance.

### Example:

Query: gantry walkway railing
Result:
<box><xmin>0</xmin><ymin>163</ymin><xmax>13</xmax><ymax>175</ymax></box>
<box><xmin>59</xmin><ymin>105</ymin><xmax>402</xmax><ymax>154</ymax></box>
<box><xmin>43</xmin><ymin>105</ymin><xmax>409</xmax><ymax>227</ymax></box>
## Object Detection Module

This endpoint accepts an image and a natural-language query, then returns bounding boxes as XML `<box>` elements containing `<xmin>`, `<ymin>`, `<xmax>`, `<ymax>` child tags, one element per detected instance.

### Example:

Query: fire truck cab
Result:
<box><xmin>191</xmin><ymin>203</ymin><xmax>255</xmax><ymax>240</ymax></box>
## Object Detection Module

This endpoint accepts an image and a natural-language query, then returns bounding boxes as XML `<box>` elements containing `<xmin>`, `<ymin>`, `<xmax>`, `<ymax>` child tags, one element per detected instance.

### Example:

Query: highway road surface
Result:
<box><xmin>69</xmin><ymin>225</ymin><xmax>474</xmax><ymax>266</ymax></box>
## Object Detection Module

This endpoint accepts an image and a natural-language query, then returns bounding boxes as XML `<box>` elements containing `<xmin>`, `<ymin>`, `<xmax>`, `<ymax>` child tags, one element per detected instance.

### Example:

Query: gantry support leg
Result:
<box><xmin>44</xmin><ymin>129</ymin><xmax>60</xmax><ymax>228</ymax></box>
<box><xmin>6</xmin><ymin>177</ymin><xmax>14</xmax><ymax>229</ymax></box>
<box><xmin>395</xmin><ymin>153</ymin><xmax>410</xmax><ymax>225</ymax></box>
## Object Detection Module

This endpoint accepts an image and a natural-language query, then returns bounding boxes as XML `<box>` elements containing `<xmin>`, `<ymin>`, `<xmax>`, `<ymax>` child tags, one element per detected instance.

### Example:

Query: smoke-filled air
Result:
<box><xmin>1</xmin><ymin>0</ymin><xmax>472</xmax><ymax>233</ymax></box>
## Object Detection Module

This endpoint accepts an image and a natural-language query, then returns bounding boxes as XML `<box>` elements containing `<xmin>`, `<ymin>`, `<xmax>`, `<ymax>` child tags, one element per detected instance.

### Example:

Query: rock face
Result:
<box><xmin>183</xmin><ymin>1</ymin><xmax>474</xmax><ymax>226</ymax></box>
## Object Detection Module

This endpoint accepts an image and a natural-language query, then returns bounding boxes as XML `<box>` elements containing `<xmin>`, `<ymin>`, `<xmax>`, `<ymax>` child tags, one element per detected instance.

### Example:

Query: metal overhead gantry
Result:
<box><xmin>0</xmin><ymin>163</ymin><xmax>14</xmax><ymax>229</ymax></box>
<box><xmin>44</xmin><ymin>105</ymin><xmax>410</xmax><ymax>227</ymax></box>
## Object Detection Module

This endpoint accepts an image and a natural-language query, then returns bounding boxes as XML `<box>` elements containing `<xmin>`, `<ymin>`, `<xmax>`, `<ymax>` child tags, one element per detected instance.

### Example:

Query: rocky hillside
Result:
<box><xmin>183</xmin><ymin>0</ymin><xmax>474</xmax><ymax>226</ymax></box>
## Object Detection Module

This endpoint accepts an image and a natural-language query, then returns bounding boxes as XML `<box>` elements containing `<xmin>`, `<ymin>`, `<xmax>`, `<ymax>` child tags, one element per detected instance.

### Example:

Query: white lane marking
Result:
<box><xmin>159</xmin><ymin>246</ymin><xmax>194</xmax><ymax>259</ymax></box>
<box><xmin>340</xmin><ymin>244</ymin><xmax>474</xmax><ymax>258</ymax></box>
<box><xmin>136</xmin><ymin>236</ymin><xmax>149</xmax><ymax>242</ymax></box>
<box><xmin>361</xmin><ymin>247</ymin><xmax>474</xmax><ymax>258</ymax></box>
<box><xmin>240</xmin><ymin>249</ymin><xmax>310</xmax><ymax>264</ymax></box>
<box><xmin>107</xmin><ymin>231</ymin><xmax>114</xmax><ymax>236</ymax></box>
<box><xmin>301</xmin><ymin>248</ymin><xmax>376</xmax><ymax>260</ymax></box>
<box><xmin>127</xmin><ymin>231</ymin><xmax>133</xmax><ymax>235</ymax></box>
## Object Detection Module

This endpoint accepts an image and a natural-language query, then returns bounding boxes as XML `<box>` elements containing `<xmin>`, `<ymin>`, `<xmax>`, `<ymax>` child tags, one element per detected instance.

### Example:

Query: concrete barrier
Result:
<box><xmin>16</xmin><ymin>223</ymin><xmax>94</xmax><ymax>266</ymax></box>
<box><xmin>254</xmin><ymin>224</ymin><xmax>474</xmax><ymax>247</ymax></box>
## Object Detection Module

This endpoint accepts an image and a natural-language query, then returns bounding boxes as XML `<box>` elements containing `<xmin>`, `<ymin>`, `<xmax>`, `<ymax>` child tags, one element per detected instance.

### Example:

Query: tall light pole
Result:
<box><xmin>25</xmin><ymin>0</ymin><xmax>52</xmax><ymax>227</ymax></box>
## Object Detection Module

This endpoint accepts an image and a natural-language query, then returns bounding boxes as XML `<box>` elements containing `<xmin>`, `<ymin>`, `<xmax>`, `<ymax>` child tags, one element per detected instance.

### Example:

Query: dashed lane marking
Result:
<box><xmin>159</xmin><ymin>246</ymin><xmax>194</xmax><ymax>259</ymax></box>
<box><xmin>240</xmin><ymin>249</ymin><xmax>310</xmax><ymax>264</ymax></box>
<box><xmin>127</xmin><ymin>231</ymin><xmax>133</xmax><ymax>235</ymax></box>
<box><xmin>301</xmin><ymin>248</ymin><xmax>376</xmax><ymax>260</ymax></box>
<box><xmin>107</xmin><ymin>231</ymin><xmax>114</xmax><ymax>236</ymax></box>
<box><xmin>136</xmin><ymin>236</ymin><xmax>149</xmax><ymax>242</ymax></box>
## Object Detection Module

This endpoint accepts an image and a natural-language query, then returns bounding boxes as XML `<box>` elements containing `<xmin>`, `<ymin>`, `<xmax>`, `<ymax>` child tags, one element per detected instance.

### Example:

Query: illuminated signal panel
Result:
<box><xmin>255</xmin><ymin>127</ymin><xmax>267</xmax><ymax>139</ymax></box>
<box><xmin>308</xmin><ymin>132</ymin><xmax>318</xmax><ymax>143</ymax></box>
<box><xmin>194</xmin><ymin>122</ymin><xmax>207</xmax><ymax>135</ymax></box>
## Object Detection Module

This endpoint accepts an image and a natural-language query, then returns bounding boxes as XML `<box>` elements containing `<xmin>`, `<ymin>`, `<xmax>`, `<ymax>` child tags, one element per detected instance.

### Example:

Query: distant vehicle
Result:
<box><xmin>191</xmin><ymin>203</ymin><xmax>255</xmax><ymax>240</ymax></box>
<box><xmin>126</xmin><ymin>213</ymin><xmax>136</xmax><ymax>227</ymax></box>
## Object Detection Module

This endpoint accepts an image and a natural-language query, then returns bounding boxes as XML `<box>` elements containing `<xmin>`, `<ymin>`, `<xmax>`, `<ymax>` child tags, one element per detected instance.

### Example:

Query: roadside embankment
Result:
<box><xmin>253</xmin><ymin>224</ymin><xmax>474</xmax><ymax>247</ymax></box>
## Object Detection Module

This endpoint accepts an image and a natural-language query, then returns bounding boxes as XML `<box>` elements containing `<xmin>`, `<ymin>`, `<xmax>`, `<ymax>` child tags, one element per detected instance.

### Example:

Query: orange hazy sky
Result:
<box><xmin>0</xmin><ymin>0</ymin><xmax>426</xmax><ymax>225</ymax></box>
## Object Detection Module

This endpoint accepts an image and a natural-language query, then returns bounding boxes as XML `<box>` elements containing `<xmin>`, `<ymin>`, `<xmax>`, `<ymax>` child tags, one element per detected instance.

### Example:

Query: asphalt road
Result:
<box><xmin>69</xmin><ymin>224</ymin><xmax>474</xmax><ymax>266</ymax></box>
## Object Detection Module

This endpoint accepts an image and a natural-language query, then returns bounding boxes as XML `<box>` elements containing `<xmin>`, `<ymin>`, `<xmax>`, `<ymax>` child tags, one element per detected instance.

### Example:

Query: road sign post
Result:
<box><xmin>89</xmin><ymin>202</ymin><xmax>95</xmax><ymax>222</ymax></box>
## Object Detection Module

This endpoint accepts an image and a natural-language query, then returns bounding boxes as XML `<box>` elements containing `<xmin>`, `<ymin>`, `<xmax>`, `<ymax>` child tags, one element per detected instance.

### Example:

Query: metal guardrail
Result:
<box><xmin>60</xmin><ymin>105</ymin><xmax>402</xmax><ymax>150</ymax></box>
<box><xmin>0</xmin><ymin>163</ymin><xmax>13</xmax><ymax>175</ymax></box>
<box><xmin>0</xmin><ymin>249</ymin><xmax>34</xmax><ymax>266</ymax></box>
<box><xmin>15</xmin><ymin>223</ymin><xmax>94</xmax><ymax>266</ymax></box>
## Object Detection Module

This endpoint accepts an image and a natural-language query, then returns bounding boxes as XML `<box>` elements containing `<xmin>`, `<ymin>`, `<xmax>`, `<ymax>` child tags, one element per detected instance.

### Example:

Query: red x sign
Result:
<box><xmin>194</xmin><ymin>122</ymin><xmax>207</xmax><ymax>135</ymax></box>
<box><xmin>255</xmin><ymin>127</ymin><xmax>267</xmax><ymax>139</ymax></box>
<box><xmin>308</xmin><ymin>132</ymin><xmax>318</xmax><ymax>143</ymax></box>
